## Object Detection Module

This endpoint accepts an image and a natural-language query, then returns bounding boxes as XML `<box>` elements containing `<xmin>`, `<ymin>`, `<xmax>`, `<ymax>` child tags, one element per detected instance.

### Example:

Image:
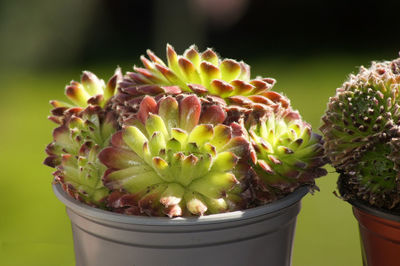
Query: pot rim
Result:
<box><xmin>53</xmin><ymin>183</ymin><xmax>308</xmax><ymax>226</ymax></box>
<box><xmin>348</xmin><ymin>198</ymin><xmax>400</xmax><ymax>222</ymax></box>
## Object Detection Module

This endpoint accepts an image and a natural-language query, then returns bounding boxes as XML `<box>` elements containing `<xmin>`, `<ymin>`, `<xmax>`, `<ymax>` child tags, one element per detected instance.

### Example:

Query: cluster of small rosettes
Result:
<box><xmin>45</xmin><ymin>44</ymin><xmax>328</xmax><ymax>216</ymax></box>
<box><xmin>322</xmin><ymin>55</ymin><xmax>400</xmax><ymax>211</ymax></box>
<box><xmin>44</xmin><ymin>106</ymin><xmax>118</xmax><ymax>206</ymax></box>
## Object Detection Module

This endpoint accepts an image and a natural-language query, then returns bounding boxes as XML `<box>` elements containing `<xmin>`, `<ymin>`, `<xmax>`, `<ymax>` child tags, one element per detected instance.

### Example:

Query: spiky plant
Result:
<box><xmin>321</xmin><ymin>55</ymin><xmax>400</xmax><ymax>211</ymax></box>
<box><xmin>99</xmin><ymin>95</ymin><xmax>252</xmax><ymax>217</ymax></box>
<box><xmin>44</xmin><ymin>70</ymin><xmax>121</xmax><ymax>207</ymax></box>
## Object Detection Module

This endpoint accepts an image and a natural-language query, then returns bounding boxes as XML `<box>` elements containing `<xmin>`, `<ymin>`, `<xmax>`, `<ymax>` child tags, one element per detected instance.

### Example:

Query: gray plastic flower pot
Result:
<box><xmin>53</xmin><ymin>184</ymin><xmax>308</xmax><ymax>266</ymax></box>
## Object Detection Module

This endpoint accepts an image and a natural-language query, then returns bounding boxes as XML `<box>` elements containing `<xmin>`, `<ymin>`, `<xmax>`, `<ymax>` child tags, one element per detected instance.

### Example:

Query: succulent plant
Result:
<box><xmin>45</xmin><ymin>106</ymin><xmax>118</xmax><ymax>206</ymax></box>
<box><xmin>44</xmin><ymin>70</ymin><xmax>121</xmax><ymax>207</ymax></box>
<box><xmin>245</xmin><ymin>107</ymin><xmax>327</xmax><ymax>202</ymax></box>
<box><xmin>321</xmin><ymin>55</ymin><xmax>400</xmax><ymax>210</ymax></box>
<box><xmin>45</xmin><ymin>44</ymin><xmax>329</xmax><ymax>217</ymax></box>
<box><xmin>49</xmin><ymin>68</ymin><xmax>122</xmax><ymax>124</ymax></box>
<box><xmin>126</xmin><ymin>44</ymin><xmax>276</xmax><ymax>98</ymax></box>
<box><xmin>111</xmin><ymin>44</ymin><xmax>293</xmax><ymax>125</ymax></box>
<box><xmin>99</xmin><ymin>94</ymin><xmax>252</xmax><ymax>217</ymax></box>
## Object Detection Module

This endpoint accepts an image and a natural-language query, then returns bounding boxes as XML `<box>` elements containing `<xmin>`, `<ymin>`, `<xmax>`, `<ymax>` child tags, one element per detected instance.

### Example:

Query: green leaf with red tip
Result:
<box><xmin>199</xmin><ymin>62</ymin><xmax>221</xmax><ymax>87</ymax></box>
<box><xmin>122</xmin><ymin>126</ymin><xmax>149</xmax><ymax>158</ymax></box>
<box><xmin>147</xmin><ymin>49</ymin><xmax>166</xmax><ymax>66</ymax></box>
<box><xmin>53</xmin><ymin>126</ymin><xmax>79</xmax><ymax>154</ymax></box>
<box><xmin>166</xmin><ymin>138</ymin><xmax>181</xmax><ymax>152</ymax></box>
<box><xmin>167</xmin><ymin>44</ymin><xmax>183</xmax><ymax>79</ymax></box>
<box><xmin>66</xmin><ymin>84</ymin><xmax>90</xmax><ymax>107</ymax></box>
<box><xmin>104</xmin><ymin>167</ymin><xmax>162</xmax><ymax>194</ymax></box>
<box><xmin>178</xmin><ymin>57</ymin><xmax>202</xmax><ymax>84</ymax></box>
<box><xmin>133</xmin><ymin>67</ymin><xmax>167</xmax><ymax>85</ymax></box>
<box><xmin>169</xmin><ymin>152</ymin><xmax>185</xmax><ymax>181</ymax></box>
<box><xmin>148</xmin><ymin>132</ymin><xmax>167</xmax><ymax>156</ymax></box>
<box><xmin>210</xmin><ymin>151</ymin><xmax>238</xmax><ymax>172</ymax></box>
<box><xmin>201</xmin><ymin>48</ymin><xmax>219</xmax><ymax>66</ymax></box>
<box><xmin>171</xmin><ymin>128</ymin><xmax>188</xmax><ymax>145</ymax></box>
<box><xmin>220</xmin><ymin>59</ymin><xmax>241</xmax><ymax>82</ymax></box>
<box><xmin>81</xmin><ymin>71</ymin><xmax>104</xmax><ymax>96</ymax></box>
<box><xmin>230</xmin><ymin>80</ymin><xmax>255</xmax><ymax>95</ymax></box>
<box><xmin>104</xmin><ymin>67</ymin><xmax>122</xmax><ymax>102</ymax></box>
<box><xmin>249</xmin><ymin>80</ymin><xmax>268</xmax><ymax>94</ymax></box>
<box><xmin>158</xmin><ymin>96</ymin><xmax>179</xmax><ymax>133</ymax></box>
<box><xmin>220</xmin><ymin>136</ymin><xmax>249</xmax><ymax>158</ymax></box>
<box><xmin>177</xmin><ymin>154</ymin><xmax>199</xmax><ymax>186</ymax></box>
<box><xmin>145</xmin><ymin>113</ymin><xmax>169</xmax><ymax>139</ymax></box>
<box><xmin>189</xmin><ymin>172</ymin><xmax>238</xmax><ymax>199</ymax></box>
<box><xmin>184</xmin><ymin>45</ymin><xmax>201</xmax><ymax>69</ymax></box>
<box><xmin>155</xmin><ymin>63</ymin><xmax>189</xmax><ymax>90</ymax></box>
<box><xmin>140</xmin><ymin>55</ymin><xmax>157</xmax><ymax>71</ymax></box>
<box><xmin>210</xmin><ymin>80</ymin><xmax>234</xmax><ymax>97</ymax></box>
<box><xmin>152</xmin><ymin>156</ymin><xmax>168</xmax><ymax>170</ymax></box>
<box><xmin>210</xmin><ymin>124</ymin><xmax>232</xmax><ymax>150</ymax></box>
<box><xmin>192</xmin><ymin>154</ymin><xmax>212</xmax><ymax>180</ymax></box>
<box><xmin>99</xmin><ymin>147</ymin><xmax>144</xmax><ymax>169</ymax></box>
<box><xmin>188</xmin><ymin>124</ymin><xmax>214</xmax><ymax>146</ymax></box>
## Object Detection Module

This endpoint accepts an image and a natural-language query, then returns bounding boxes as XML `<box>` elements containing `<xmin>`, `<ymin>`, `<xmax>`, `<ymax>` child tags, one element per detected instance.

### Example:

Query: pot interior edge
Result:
<box><xmin>53</xmin><ymin>183</ymin><xmax>308</xmax><ymax>226</ymax></box>
<box><xmin>349</xmin><ymin>199</ymin><xmax>400</xmax><ymax>223</ymax></box>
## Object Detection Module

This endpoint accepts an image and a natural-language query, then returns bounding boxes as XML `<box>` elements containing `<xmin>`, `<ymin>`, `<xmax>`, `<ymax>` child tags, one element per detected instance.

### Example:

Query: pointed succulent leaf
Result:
<box><xmin>158</xmin><ymin>96</ymin><xmax>179</xmax><ymax>132</ymax></box>
<box><xmin>189</xmin><ymin>172</ymin><xmax>238</xmax><ymax>199</ymax></box>
<box><xmin>179</xmin><ymin>95</ymin><xmax>201</xmax><ymax>132</ymax></box>
<box><xmin>184</xmin><ymin>191</ymin><xmax>208</xmax><ymax>216</ymax></box>
<box><xmin>220</xmin><ymin>59</ymin><xmax>241</xmax><ymax>82</ymax></box>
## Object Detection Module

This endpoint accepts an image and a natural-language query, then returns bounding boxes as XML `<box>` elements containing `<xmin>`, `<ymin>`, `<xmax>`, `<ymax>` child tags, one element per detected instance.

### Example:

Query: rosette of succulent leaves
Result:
<box><xmin>104</xmin><ymin>44</ymin><xmax>327</xmax><ymax>216</ymax></box>
<box><xmin>44</xmin><ymin>69</ymin><xmax>122</xmax><ymax>207</ymax></box>
<box><xmin>99</xmin><ymin>94</ymin><xmax>254</xmax><ymax>217</ymax></box>
<box><xmin>45</xmin><ymin>44</ymin><xmax>327</xmax><ymax>216</ymax></box>
<box><xmin>321</xmin><ymin>54</ymin><xmax>400</xmax><ymax>212</ymax></box>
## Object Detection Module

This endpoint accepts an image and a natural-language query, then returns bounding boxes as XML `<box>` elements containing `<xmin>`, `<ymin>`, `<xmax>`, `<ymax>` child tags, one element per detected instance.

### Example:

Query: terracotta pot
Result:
<box><xmin>53</xmin><ymin>183</ymin><xmax>309</xmax><ymax>266</ymax></box>
<box><xmin>350</xmin><ymin>199</ymin><xmax>400</xmax><ymax>266</ymax></box>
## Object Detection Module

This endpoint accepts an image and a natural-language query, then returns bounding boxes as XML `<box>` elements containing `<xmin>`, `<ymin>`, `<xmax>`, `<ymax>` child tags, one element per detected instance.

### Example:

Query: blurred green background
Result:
<box><xmin>1</xmin><ymin>0</ymin><xmax>399</xmax><ymax>265</ymax></box>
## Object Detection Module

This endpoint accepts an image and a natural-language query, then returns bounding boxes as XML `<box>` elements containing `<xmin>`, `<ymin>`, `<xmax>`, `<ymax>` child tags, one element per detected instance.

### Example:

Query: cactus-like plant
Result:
<box><xmin>99</xmin><ymin>95</ymin><xmax>252</xmax><ymax>217</ymax></box>
<box><xmin>321</xmin><ymin>55</ymin><xmax>400</xmax><ymax>210</ymax></box>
